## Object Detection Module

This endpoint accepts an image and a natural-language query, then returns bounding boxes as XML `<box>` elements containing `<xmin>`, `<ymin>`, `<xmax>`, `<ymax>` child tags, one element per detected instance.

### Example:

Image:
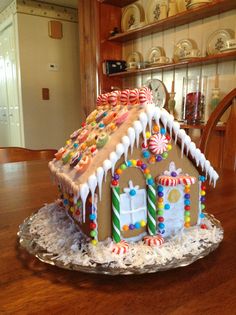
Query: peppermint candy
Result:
<box><xmin>112</xmin><ymin>240</ymin><xmax>129</xmax><ymax>255</ymax></box>
<box><xmin>108</xmin><ymin>91</ymin><xmax>118</xmax><ymax>107</ymax></box>
<box><xmin>149</xmin><ymin>134</ymin><xmax>168</xmax><ymax>155</ymax></box>
<box><xmin>129</xmin><ymin>88</ymin><xmax>139</xmax><ymax>105</ymax></box>
<box><xmin>120</xmin><ymin>89</ymin><xmax>130</xmax><ymax>106</ymax></box>
<box><xmin>143</xmin><ymin>235</ymin><xmax>164</xmax><ymax>247</ymax></box>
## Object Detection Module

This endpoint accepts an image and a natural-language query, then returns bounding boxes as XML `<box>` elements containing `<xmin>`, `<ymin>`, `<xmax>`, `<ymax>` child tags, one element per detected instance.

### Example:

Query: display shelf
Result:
<box><xmin>99</xmin><ymin>0</ymin><xmax>135</xmax><ymax>7</ymax></box>
<box><xmin>108</xmin><ymin>0</ymin><xmax>236</xmax><ymax>43</ymax></box>
<box><xmin>108</xmin><ymin>51</ymin><xmax>236</xmax><ymax>78</ymax></box>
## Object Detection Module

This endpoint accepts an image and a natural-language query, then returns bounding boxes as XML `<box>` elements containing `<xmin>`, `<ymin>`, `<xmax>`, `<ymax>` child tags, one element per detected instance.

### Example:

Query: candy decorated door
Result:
<box><xmin>158</xmin><ymin>184</ymin><xmax>185</xmax><ymax>237</ymax></box>
<box><xmin>120</xmin><ymin>180</ymin><xmax>147</xmax><ymax>241</ymax></box>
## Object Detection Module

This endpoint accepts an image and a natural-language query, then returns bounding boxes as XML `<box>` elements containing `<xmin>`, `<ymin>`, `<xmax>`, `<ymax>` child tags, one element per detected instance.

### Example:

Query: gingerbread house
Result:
<box><xmin>49</xmin><ymin>87</ymin><xmax>219</xmax><ymax>248</ymax></box>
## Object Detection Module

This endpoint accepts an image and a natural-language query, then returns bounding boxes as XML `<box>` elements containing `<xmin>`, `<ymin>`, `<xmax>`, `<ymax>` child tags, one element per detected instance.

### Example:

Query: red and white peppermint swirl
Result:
<box><xmin>129</xmin><ymin>88</ymin><xmax>139</xmax><ymax>105</ymax></box>
<box><xmin>101</xmin><ymin>93</ymin><xmax>109</xmax><ymax>106</ymax></box>
<box><xmin>112</xmin><ymin>240</ymin><xmax>129</xmax><ymax>255</ymax></box>
<box><xmin>96</xmin><ymin>95</ymin><xmax>103</xmax><ymax>107</ymax></box>
<box><xmin>139</xmin><ymin>87</ymin><xmax>153</xmax><ymax>105</ymax></box>
<box><xmin>157</xmin><ymin>175</ymin><xmax>178</xmax><ymax>186</ymax></box>
<box><xmin>178</xmin><ymin>175</ymin><xmax>196</xmax><ymax>185</ymax></box>
<box><xmin>149</xmin><ymin>134</ymin><xmax>168</xmax><ymax>155</ymax></box>
<box><xmin>120</xmin><ymin>89</ymin><xmax>130</xmax><ymax>106</ymax></box>
<box><xmin>143</xmin><ymin>235</ymin><xmax>164</xmax><ymax>247</ymax></box>
<box><xmin>108</xmin><ymin>91</ymin><xmax>118</xmax><ymax>107</ymax></box>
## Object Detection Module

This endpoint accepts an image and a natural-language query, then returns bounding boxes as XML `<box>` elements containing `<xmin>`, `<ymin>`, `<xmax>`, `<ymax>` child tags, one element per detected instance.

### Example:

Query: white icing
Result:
<box><xmin>194</xmin><ymin>148</ymin><xmax>202</xmax><ymax>167</ymax></box>
<box><xmin>88</xmin><ymin>174</ymin><xmax>98</xmax><ymax>209</ymax></box>
<box><xmin>109</xmin><ymin>151</ymin><xmax>119</xmax><ymax>175</ymax></box>
<box><xmin>167</xmin><ymin>115</ymin><xmax>174</xmax><ymax>138</ymax></box>
<box><xmin>184</xmin><ymin>135</ymin><xmax>192</xmax><ymax>156</ymax></box>
<box><xmin>116</xmin><ymin>143</ymin><xmax>124</xmax><ymax>158</ymax></box>
<box><xmin>172</xmin><ymin>121</ymin><xmax>180</xmax><ymax>143</ymax></box>
<box><xmin>189</xmin><ymin>142</ymin><xmax>196</xmax><ymax>157</ymax></box>
<box><xmin>127</xmin><ymin>127</ymin><xmax>135</xmax><ymax>153</ymax></box>
<box><xmin>103</xmin><ymin>159</ymin><xmax>112</xmax><ymax>181</ymax></box>
<box><xmin>178</xmin><ymin>129</ymin><xmax>186</xmax><ymax>158</ymax></box>
<box><xmin>204</xmin><ymin>160</ymin><xmax>211</xmax><ymax>179</ymax></box>
<box><xmin>160</xmin><ymin>112</ymin><xmax>168</xmax><ymax>130</ymax></box>
<box><xmin>153</xmin><ymin>107</ymin><xmax>161</xmax><ymax>127</ymax></box>
<box><xmin>96</xmin><ymin>167</ymin><xmax>104</xmax><ymax>201</ymax></box>
<box><xmin>145</xmin><ymin>103</ymin><xmax>155</xmax><ymax>131</ymax></box>
<box><xmin>199</xmin><ymin>153</ymin><xmax>205</xmax><ymax>171</ymax></box>
<box><xmin>212</xmin><ymin>170</ymin><xmax>219</xmax><ymax>187</ymax></box>
<box><xmin>80</xmin><ymin>183</ymin><xmax>89</xmax><ymax>223</ymax></box>
<box><xmin>139</xmin><ymin>112</ymin><xmax>148</xmax><ymax>145</ymax></box>
<box><xmin>133</xmin><ymin>120</ymin><xmax>142</xmax><ymax>148</ymax></box>
<box><xmin>122</xmin><ymin>136</ymin><xmax>130</xmax><ymax>162</ymax></box>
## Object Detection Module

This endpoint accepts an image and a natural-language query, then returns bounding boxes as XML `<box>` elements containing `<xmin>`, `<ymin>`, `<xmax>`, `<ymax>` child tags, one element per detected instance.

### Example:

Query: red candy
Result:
<box><xmin>111</xmin><ymin>180</ymin><xmax>118</xmax><ymax>186</ymax></box>
<box><xmin>201</xmin><ymin>224</ymin><xmax>207</xmax><ymax>229</ymax></box>
<box><xmin>137</xmin><ymin>160</ymin><xmax>143</xmax><ymax>167</ymax></box>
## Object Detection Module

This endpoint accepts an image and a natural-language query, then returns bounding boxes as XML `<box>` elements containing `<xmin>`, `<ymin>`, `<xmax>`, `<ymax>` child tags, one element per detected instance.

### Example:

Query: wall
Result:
<box><xmin>0</xmin><ymin>0</ymin><xmax>83</xmax><ymax>149</ymax></box>
<box><xmin>122</xmin><ymin>2</ymin><xmax>236</xmax><ymax>123</ymax></box>
<box><xmin>17</xmin><ymin>13</ymin><xmax>83</xmax><ymax>149</ymax></box>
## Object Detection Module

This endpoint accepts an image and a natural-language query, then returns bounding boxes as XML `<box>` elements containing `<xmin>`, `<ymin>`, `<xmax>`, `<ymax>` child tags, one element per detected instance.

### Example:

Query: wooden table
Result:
<box><xmin>0</xmin><ymin>161</ymin><xmax>235</xmax><ymax>315</ymax></box>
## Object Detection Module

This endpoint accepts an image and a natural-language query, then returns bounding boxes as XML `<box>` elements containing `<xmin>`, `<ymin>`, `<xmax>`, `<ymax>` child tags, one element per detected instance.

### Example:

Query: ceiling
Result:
<box><xmin>0</xmin><ymin>0</ymin><xmax>78</xmax><ymax>13</ymax></box>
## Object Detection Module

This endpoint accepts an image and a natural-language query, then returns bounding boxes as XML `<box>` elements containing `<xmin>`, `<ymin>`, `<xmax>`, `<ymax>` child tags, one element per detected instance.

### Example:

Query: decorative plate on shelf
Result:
<box><xmin>206</xmin><ymin>29</ymin><xmax>235</xmax><ymax>56</ymax></box>
<box><xmin>186</xmin><ymin>0</ymin><xmax>212</xmax><ymax>9</ymax></box>
<box><xmin>176</xmin><ymin>0</ymin><xmax>187</xmax><ymax>12</ymax></box>
<box><xmin>173</xmin><ymin>38</ymin><xmax>198</xmax><ymax>60</ymax></box>
<box><xmin>121</xmin><ymin>4</ymin><xmax>145</xmax><ymax>32</ymax></box>
<box><xmin>126</xmin><ymin>51</ymin><xmax>143</xmax><ymax>70</ymax></box>
<box><xmin>147</xmin><ymin>46</ymin><xmax>166</xmax><ymax>64</ymax></box>
<box><xmin>220</xmin><ymin>47</ymin><xmax>236</xmax><ymax>53</ymax></box>
<box><xmin>146</xmin><ymin>0</ymin><xmax>166</xmax><ymax>24</ymax></box>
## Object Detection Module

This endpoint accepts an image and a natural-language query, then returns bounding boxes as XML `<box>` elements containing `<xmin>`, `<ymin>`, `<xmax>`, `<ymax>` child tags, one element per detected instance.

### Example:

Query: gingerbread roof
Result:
<box><xmin>49</xmin><ymin>88</ymin><xmax>219</xmax><ymax>203</ymax></box>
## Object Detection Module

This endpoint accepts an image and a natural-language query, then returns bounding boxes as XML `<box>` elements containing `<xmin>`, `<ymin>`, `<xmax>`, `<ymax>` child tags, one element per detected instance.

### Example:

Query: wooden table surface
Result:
<box><xmin>0</xmin><ymin>160</ymin><xmax>235</xmax><ymax>315</ymax></box>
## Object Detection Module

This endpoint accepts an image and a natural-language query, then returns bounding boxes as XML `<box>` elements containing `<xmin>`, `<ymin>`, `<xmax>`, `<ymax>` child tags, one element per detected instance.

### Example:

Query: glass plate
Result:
<box><xmin>18</xmin><ymin>206</ymin><xmax>223</xmax><ymax>275</ymax></box>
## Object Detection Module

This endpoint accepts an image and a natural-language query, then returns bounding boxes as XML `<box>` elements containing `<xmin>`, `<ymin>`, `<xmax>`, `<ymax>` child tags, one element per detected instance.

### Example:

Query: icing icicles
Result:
<box><xmin>109</xmin><ymin>152</ymin><xmax>118</xmax><ymax>175</ymax></box>
<box><xmin>194</xmin><ymin>148</ymin><xmax>202</xmax><ymax>167</ymax></box>
<box><xmin>80</xmin><ymin>183</ymin><xmax>89</xmax><ymax>223</ymax></box>
<box><xmin>88</xmin><ymin>174</ymin><xmax>98</xmax><ymax>209</ymax></box>
<box><xmin>189</xmin><ymin>142</ymin><xmax>196</xmax><ymax>157</ymax></box>
<box><xmin>178</xmin><ymin>129</ymin><xmax>186</xmax><ymax>158</ymax></box>
<box><xmin>96</xmin><ymin>167</ymin><xmax>104</xmax><ymax>201</ymax></box>
<box><xmin>160</xmin><ymin>111</ymin><xmax>168</xmax><ymax>130</ymax></box>
<box><xmin>153</xmin><ymin>107</ymin><xmax>161</xmax><ymax>127</ymax></box>
<box><xmin>116</xmin><ymin>143</ymin><xmax>124</xmax><ymax>158</ymax></box>
<box><xmin>139</xmin><ymin>112</ymin><xmax>148</xmax><ymax>146</ymax></box>
<box><xmin>122</xmin><ymin>136</ymin><xmax>130</xmax><ymax>162</ymax></box>
<box><xmin>167</xmin><ymin>115</ymin><xmax>174</xmax><ymax>138</ymax></box>
<box><xmin>127</xmin><ymin>127</ymin><xmax>135</xmax><ymax>153</ymax></box>
<box><xmin>133</xmin><ymin>120</ymin><xmax>142</xmax><ymax>148</ymax></box>
<box><xmin>145</xmin><ymin>103</ymin><xmax>155</xmax><ymax>131</ymax></box>
<box><xmin>103</xmin><ymin>159</ymin><xmax>112</xmax><ymax>181</ymax></box>
<box><xmin>172</xmin><ymin>121</ymin><xmax>180</xmax><ymax>143</ymax></box>
<box><xmin>204</xmin><ymin>160</ymin><xmax>211</xmax><ymax>179</ymax></box>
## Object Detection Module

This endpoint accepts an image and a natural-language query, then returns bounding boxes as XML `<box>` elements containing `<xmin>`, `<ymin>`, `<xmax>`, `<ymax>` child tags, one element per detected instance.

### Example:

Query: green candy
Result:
<box><xmin>90</xmin><ymin>230</ymin><xmax>97</xmax><ymax>237</ymax></box>
<box><xmin>162</xmin><ymin>152</ymin><xmax>168</xmax><ymax>159</ymax></box>
<box><xmin>120</xmin><ymin>164</ymin><xmax>127</xmax><ymax>170</ymax></box>
<box><xmin>185</xmin><ymin>211</ymin><xmax>190</xmax><ymax>216</ymax></box>
<box><xmin>157</xmin><ymin>210</ymin><xmax>164</xmax><ymax>216</ymax></box>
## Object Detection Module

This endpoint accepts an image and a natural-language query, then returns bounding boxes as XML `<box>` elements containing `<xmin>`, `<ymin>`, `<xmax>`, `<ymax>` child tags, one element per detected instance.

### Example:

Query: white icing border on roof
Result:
<box><xmin>49</xmin><ymin>104</ymin><xmax>219</xmax><ymax>212</ymax></box>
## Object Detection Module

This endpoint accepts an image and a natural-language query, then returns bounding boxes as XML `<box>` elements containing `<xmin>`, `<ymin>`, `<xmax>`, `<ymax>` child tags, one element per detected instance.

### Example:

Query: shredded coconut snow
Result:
<box><xmin>20</xmin><ymin>202</ymin><xmax>223</xmax><ymax>274</ymax></box>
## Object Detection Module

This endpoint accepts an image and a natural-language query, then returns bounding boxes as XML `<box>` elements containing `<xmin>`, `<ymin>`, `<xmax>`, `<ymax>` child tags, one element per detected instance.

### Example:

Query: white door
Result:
<box><xmin>120</xmin><ymin>180</ymin><xmax>147</xmax><ymax>241</ymax></box>
<box><xmin>0</xmin><ymin>21</ymin><xmax>23</xmax><ymax>147</ymax></box>
<box><xmin>161</xmin><ymin>184</ymin><xmax>185</xmax><ymax>237</ymax></box>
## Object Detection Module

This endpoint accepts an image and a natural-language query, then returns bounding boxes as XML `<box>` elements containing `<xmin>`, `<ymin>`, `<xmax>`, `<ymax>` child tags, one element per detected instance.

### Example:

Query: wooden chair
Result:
<box><xmin>199</xmin><ymin>88</ymin><xmax>236</xmax><ymax>171</ymax></box>
<box><xmin>0</xmin><ymin>147</ymin><xmax>57</xmax><ymax>163</ymax></box>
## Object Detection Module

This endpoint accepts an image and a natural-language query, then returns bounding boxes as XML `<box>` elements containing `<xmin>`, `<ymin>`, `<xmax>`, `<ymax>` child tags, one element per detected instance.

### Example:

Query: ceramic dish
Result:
<box><xmin>146</xmin><ymin>0</ymin><xmax>167</xmax><ymax>23</ymax></box>
<box><xmin>126</xmin><ymin>51</ymin><xmax>144</xmax><ymax>70</ymax></box>
<box><xmin>176</xmin><ymin>0</ymin><xmax>187</xmax><ymax>12</ymax></box>
<box><xmin>121</xmin><ymin>4</ymin><xmax>145</xmax><ymax>32</ymax></box>
<box><xmin>147</xmin><ymin>46</ymin><xmax>166</xmax><ymax>64</ymax></box>
<box><xmin>174</xmin><ymin>39</ymin><xmax>198</xmax><ymax>60</ymax></box>
<box><xmin>206</xmin><ymin>29</ymin><xmax>235</xmax><ymax>55</ymax></box>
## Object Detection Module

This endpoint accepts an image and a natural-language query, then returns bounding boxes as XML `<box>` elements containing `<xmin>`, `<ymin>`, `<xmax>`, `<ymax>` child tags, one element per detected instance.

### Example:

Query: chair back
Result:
<box><xmin>199</xmin><ymin>88</ymin><xmax>236</xmax><ymax>171</ymax></box>
<box><xmin>0</xmin><ymin>147</ymin><xmax>57</xmax><ymax>163</ymax></box>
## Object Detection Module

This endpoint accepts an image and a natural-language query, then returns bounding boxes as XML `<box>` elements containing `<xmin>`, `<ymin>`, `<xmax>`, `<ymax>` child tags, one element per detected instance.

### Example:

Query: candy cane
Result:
<box><xmin>143</xmin><ymin>235</ymin><xmax>164</xmax><ymax>247</ymax></box>
<box><xmin>112</xmin><ymin>240</ymin><xmax>129</xmax><ymax>254</ymax></box>
<box><xmin>112</xmin><ymin>186</ymin><xmax>121</xmax><ymax>243</ymax></box>
<box><xmin>147</xmin><ymin>184</ymin><xmax>157</xmax><ymax>236</ymax></box>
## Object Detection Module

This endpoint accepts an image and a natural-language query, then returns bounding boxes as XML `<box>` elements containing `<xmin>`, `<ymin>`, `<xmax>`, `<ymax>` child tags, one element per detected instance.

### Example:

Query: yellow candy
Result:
<box><xmin>157</xmin><ymin>203</ymin><xmax>164</xmax><ymax>209</ymax></box>
<box><xmin>167</xmin><ymin>144</ymin><xmax>172</xmax><ymax>151</ymax></box>
<box><xmin>131</xmin><ymin>160</ymin><xmax>137</xmax><ymax>166</ymax></box>
<box><xmin>70</xmin><ymin>206</ymin><xmax>75</xmax><ymax>213</ymax></box>
<box><xmin>140</xmin><ymin>220</ymin><xmax>146</xmax><ymax>227</ymax></box>
<box><xmin>185</xmin><ymin>216</ymin><xmax>191</xmax><ymax>222</ymax></box>
<box><xmin>91</xmin><ymin>239</ymin><xmax>97</xmax><ymax>245</ymax></box>
<box><xmin>66</xmin><ymin>139</ymin><xmax>71</xmax><ymax>145</ymax></box>
<box><xmin>201</xmin><ymin>190</ymin><xmax>206</xmax><ymax>196</ymax></box>
<box><xmin>146</xmin><ymin>131</ymin><xmax>151</xmax><ymax>139</ymax></box>
<box><xmin>185</xmin><ymin>185</ymin><xmax>190</xmax><ymax>189</ymax></box>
